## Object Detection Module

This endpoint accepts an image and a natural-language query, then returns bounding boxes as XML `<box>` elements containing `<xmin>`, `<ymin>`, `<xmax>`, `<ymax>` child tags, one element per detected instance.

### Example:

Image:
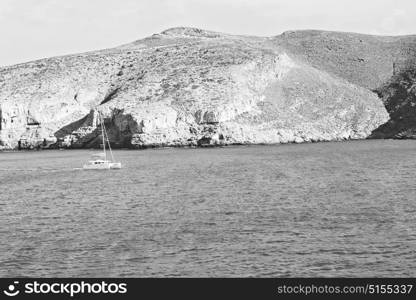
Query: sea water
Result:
<box><xmin>0</xmin><ymin>140</ymin><xmax>415</xmax><ymax>277</ymax></box>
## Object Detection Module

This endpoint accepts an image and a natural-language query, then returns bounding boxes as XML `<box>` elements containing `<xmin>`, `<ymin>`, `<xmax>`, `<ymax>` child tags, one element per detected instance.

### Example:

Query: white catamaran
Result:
<box><xmin>83</xmin><ymin>112</ymin><xmax>122</xmax><ymax>170</ymax></box>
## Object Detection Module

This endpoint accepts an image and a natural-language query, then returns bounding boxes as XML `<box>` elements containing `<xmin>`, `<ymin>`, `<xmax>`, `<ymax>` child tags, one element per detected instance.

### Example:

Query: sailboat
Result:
<box><xmin>83</xmin><ymin>112</ymin><xmax>122</xmax><ymax>170</ymax></box>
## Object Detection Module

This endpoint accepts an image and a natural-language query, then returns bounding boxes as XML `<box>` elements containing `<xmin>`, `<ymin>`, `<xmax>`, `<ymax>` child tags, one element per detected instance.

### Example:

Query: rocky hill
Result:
<box><xmin>1</xmin><ymin>27</ymin><xmax>415</xmax><ymax>150</ymax></box>
<box><xmin>274</xmin><ymin>30</ymin><xmax>416</xmax><ymax>139</ymax></box>
<box><xmin>274</xmin><ymin>30</ymin><xmax>416</xmax><ymax>89</ymax></box>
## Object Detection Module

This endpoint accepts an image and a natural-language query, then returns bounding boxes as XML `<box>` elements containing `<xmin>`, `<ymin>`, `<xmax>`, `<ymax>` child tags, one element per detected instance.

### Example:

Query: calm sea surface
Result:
<box><xmin>0</xmin><ymin>140</ymin><xmax>416</xmax><ymax>277</ymax></box>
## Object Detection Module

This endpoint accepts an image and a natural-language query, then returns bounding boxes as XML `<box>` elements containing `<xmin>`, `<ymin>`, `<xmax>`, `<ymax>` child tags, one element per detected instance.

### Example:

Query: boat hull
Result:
<box><xmin>83</xmin><ymin>163</ymin><xmax>111</xmax><ymax>170</ymax></box>
<box><xmin>109</xmin><ymin>162</ymin><xmax>122</xmax><ymax>169</ymax></box>
<box><xmin>83</xmin><ymin>161</ymin><xmax>122</xmax><ymax>170</ymax></box>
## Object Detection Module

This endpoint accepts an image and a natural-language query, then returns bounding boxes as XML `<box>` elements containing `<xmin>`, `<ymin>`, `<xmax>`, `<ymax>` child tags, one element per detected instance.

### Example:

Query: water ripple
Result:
<box><xmin>1</xmin><ymin>140</ymin><xmax>416</xmax><ymax>276</ymax></box>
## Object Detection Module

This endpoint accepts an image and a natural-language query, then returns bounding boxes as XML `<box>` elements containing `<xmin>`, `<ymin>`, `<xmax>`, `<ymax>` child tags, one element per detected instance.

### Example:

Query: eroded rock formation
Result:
<box><xmin>2</xmin><ymin>27</ymin><xmax>414</xmax><ymax>150</ymax></box>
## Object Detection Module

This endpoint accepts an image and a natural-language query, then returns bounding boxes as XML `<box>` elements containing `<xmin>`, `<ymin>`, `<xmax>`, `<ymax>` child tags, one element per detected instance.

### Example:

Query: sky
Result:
<box><xmin>0</xmin><ymin>0</ymin><xmax>415</xmax><ymax>66</ymax></box>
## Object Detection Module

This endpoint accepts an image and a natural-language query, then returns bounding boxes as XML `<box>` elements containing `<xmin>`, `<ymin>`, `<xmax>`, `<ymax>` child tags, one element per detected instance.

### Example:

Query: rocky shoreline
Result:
<box><xmin>2</xmin><ymin>136</ymin><xmax>411</xmax><ymax>152</ymax></box>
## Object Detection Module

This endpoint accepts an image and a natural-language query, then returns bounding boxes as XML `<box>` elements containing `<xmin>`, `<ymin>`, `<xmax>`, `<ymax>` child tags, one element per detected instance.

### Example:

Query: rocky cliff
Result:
<box><xmin>2</xmin><ymin>27</ymin><xmax>413</xmax><ymax>150</ymax></box>
<box><xmin>370</xmin><ymin>65</ymin><xmax>416</xmax><ymax>139</ymax></box>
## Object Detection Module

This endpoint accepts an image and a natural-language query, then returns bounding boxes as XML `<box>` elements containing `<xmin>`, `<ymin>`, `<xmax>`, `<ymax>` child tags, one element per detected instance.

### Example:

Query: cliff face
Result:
<box><xmin>0</xmin><ymin>27</ymin><xmax>401</xmax><ymax>149</ymax></box>
<box><xmin>370</xmin><ymin>66</ymin><xmax>416</xmax><ymax>139</ymax></box>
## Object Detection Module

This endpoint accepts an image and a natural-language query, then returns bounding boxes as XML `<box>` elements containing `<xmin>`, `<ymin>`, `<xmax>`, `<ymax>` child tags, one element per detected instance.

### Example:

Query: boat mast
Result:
<box><xmin>100</xmin><ymin>112</ymin><xmax>106</xmax><ymax>160</ymax></box>
<box><xmin>102</xmin><ymin>115</ymin><xmax>115</xmax><ymax>162</ymax></box>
